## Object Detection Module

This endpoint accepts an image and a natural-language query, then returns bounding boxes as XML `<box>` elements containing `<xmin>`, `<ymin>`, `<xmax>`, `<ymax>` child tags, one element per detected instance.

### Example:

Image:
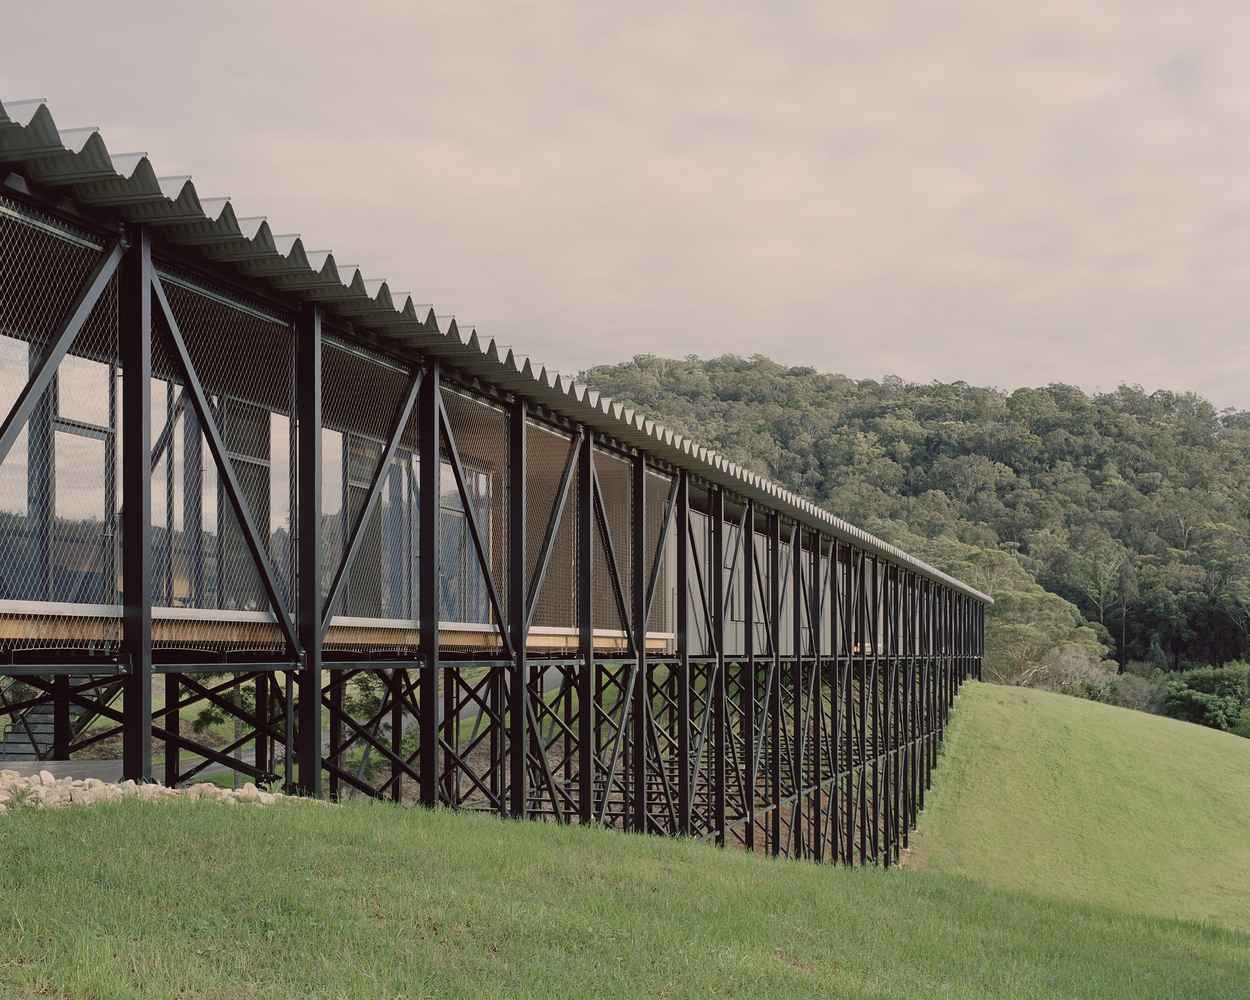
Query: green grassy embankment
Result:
<box><xmin>1</xmin><ymin>681</ymin><xmax>1248</xmax><ymax>998</ymax></box>
<box><xmin>909</xmin><ymin>680</ymin><xmax>1250</xmax><ymax>932</ymax></box>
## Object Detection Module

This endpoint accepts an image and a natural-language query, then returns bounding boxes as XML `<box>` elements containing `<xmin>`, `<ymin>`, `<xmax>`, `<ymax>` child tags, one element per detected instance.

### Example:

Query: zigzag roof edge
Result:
<box><xmin>0</xmin><ymin>94</ymin><xmax>989</xmax><ymax>605</ymax></box>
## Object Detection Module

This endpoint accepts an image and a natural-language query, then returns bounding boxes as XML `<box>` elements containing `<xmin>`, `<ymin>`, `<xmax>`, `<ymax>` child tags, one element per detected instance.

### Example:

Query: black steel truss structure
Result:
<box><xmin>0</xmin><ymin>98</ymin><xmax>986</xmax><ymax>864</ymax></box>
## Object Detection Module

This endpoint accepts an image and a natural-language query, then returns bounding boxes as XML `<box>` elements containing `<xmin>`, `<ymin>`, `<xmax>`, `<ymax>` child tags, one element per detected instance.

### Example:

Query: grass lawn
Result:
<box><xmin>3</xmin><ymin>678</ymin><xmax>1249</xmax><ymax>998</ymax></box>
<box><xmin>909</xmin><ymin>680</ymin><xmax>1250</xmax><ymax>931</ymax></box>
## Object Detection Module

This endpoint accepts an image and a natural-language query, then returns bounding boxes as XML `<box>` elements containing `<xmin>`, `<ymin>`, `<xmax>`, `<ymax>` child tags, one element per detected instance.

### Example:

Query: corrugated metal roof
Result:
<box><xmin>0</xmin><ymin>96</ymin><xmax>990</xmax><ymax>604</ymax></box>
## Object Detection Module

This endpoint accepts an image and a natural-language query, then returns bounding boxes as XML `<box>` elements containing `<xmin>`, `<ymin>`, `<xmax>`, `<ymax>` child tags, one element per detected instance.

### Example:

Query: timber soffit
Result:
<box><xmin>0</xmin><ymin>97</ymin><xmax>990</xmax><ymax>606</ymax></box>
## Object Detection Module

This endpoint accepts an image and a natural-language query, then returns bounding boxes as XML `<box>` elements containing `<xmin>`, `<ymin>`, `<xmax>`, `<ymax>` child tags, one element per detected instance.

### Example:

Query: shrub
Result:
<box><xmin>1164</xmin><ymin>678</ymin><xmax>1244</xmax><ymax>732</ymax></box>
<box><xmin>1106</xmin><ymin>671</ymin><xmax>1168</xmax><ymax>714</ymax></box>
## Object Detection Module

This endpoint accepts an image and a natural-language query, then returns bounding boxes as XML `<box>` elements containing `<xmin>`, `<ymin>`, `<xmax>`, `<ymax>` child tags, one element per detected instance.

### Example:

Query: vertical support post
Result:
<box><xmin>676</xmin><ymin>468</ymin><xmax>691</xmax><ymax>835</ymax></box>
<box><xmin>391</xmin><ymin>669</ymin><xmax>403</xmax><ymax>802</ymax></box>
<box><xmin>870</xmin><ymin>555</ymin><xmax>881</xmax><ymax>863</ymax></box>
<box><xmin>161</xmin><ymin>381</ymin><xmax>175</xmax><ymax>604</ymax></box>
<box><xmin>254</xmin><ymin>673</ymin><xmax>266</xmax><ymax>776</ymax></box>
<box><xmin>27</xmin><ymin>348</ymin><xmax>54</xmax><ymax>601</ymax></box>
<box><xmin>810</xmin><ymin>530</ymin><xmax>823</xmax><ymax>860</ymax></box>
<box><xmin>284</xmin><ymin>670</ymin><xmax>294</xmax><ymax>791</ymax></box>
<box><xmin>509</xmin><ymin>398</ymin><xmax>528</xmax><ymax>818</ymax></box>
<box><xmin>710</xmin><ymin>487</ymin><xmax>726</xmax><ymax>846</ymax></box>
<box><xmin>885</xmin><ymin>565</ymin><xmax>897</xmax><ymax>863</ymax></box>
<box><xmin>166</xmin><ymin>675</ymin><xmax>181</xmax><ymax>785</ymax></box>
<box><xmin>790</xmin><ymin>522</ymin><xmax>804</xmax><ymax>858</ymax></box>
<box><xmin>183</xmin><ymin>403</ymin><xmax>203</xmax><ymax>607</ymax></box>
<box><xmin>53</xmin><ymin>675</ymin><xmax>69</xmax><ymax>759</ymax></box>
<box><xmin>857</xmin><ymin>551</ymin><xmax>868</xmax><ymax>865</ymax></box>
<box><xmin>577</xmin><ymin>426</ymin><xmax>594</xmax><ymax>825</ymax></box>
<box><xmin>742</xmin><ymin>499</ymin><xmax>755</xmax><ymax>853</ymax></box>
<box><xmin>631</xmin><ymin>450</ymin><xmax>647</xmax><ymax>833</ymax></box>
<box><xmin>329</xmin><ymin>673</ymin><xmax>342</xmax><ymax>798</ymax></box>
<box><xmin>768</xmin><ymin>511</ymin><xmax>781</xmax><ymax>856</ymax></box>
<box><xmin>842</xmin><ymin>543</ymin><xmax>855</xmax><ymax>864</ymax></box>
<box><xmin>295</xmin><ymin>306</ymin><xmax>322</xmax><ymax>796</ymax></box>
<box><xmin>105</xmin><ymin>362</ymin><xmax>118</xmax><ymax>603</ymax></box>
<box><xmin>120</xmin><ymin>223</ymin><xmax>152</xmax><ymax>782</ymax></box>
<box><xmin>835</xmin><ymin>540</ymin><xmax>845</xmax><ymax>860</ymax></box>
<box><xmin>902</xmin><ymin>572</ymin><xmax>913</xmax><ymax>849</ymax></box>
<box><xmin>419</xmin><ymin>360</ymin><xmax>441</xmax><ymax>806</ymax></box>
<box><xmin>165</xmin><ymin>674</ymin><xmax>180</xmax><ymax>787</ymax></box>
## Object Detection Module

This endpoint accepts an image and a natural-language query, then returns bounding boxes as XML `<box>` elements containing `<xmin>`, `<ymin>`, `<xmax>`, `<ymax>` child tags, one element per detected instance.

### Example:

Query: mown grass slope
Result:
<box><xmin>909</xmin><ymin>680</ymin><xmax>1250</xmax><ymax>932</ymax></box>
<box><xmin>1</xmin><ymin>783</ymin><xmax>1247</xmax><ymax>998</ymax></box>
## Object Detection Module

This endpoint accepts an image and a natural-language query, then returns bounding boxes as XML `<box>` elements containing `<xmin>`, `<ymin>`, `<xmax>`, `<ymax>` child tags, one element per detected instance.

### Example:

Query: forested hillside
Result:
<box><xmin>579</xmin><ymin>354</ymin><xmax>1250</xmax><ymax>686</ymax></box>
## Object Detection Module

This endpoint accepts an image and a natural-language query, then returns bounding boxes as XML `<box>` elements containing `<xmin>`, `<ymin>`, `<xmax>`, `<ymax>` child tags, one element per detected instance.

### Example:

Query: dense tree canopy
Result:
<box><xmin>580</xmin><ymin>354</ymin><xmax>1250</xmax><ymax>675</ymax></box>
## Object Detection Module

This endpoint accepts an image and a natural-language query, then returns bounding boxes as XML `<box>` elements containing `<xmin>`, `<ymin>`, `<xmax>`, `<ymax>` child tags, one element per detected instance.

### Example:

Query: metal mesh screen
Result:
<box><xmin>439</xmin><ymin>383</ymin><xmax>508</xmax><ymax>650</ymax></box>
<box><xmin>644</xmin><ymin>468</ymin><xmax>673</xmax><ymax>640</ymax></box>
<box><xmin>592</xmin><ymin>445</ymin><xmax>630</xmax><ymax>638</ymax></box>
<box><xmin>320</xmin><ymin>336</ymin><xmax>417</xmax><ymax>629</ymax></box>
<box><xmin>524</xmin><ymin>418</ymin><xmax>577</xmax><ymax>636</ymax></box>
<box><xmin>687</xmin><ymin>498</ymin><xmax>711</xmax><ymax>656</ymax></box>
<box><xmin>0</xmin><ymin>197</ymin><xmax>121</xmax><ymax>651</ymax></box>
<box><xmin>150</xmin><ymin>270</ymin><xmax>294</xmax><ymax>648</ymax></box>
<box><xmin>722</xmin><ymin>498</ymin><xmax>745</xmax><ymax>658</ymax></box>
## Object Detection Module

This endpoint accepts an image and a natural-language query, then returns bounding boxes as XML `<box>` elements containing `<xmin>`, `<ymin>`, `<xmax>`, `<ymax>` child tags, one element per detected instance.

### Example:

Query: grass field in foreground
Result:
<box><xmin>908</xmin><ymin>681</ymin><xmax>1250</xmax><ymax>933</ymax></box>
<box><xmin>0</xmin><ymin>792</ymin><xmax>1247</xmax><ymax>999</ymax></box>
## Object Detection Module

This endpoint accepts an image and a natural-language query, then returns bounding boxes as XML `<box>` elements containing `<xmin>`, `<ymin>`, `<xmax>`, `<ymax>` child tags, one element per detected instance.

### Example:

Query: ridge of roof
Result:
<box><xmin>0</xmin><ymin>96</ymin><xmax>990</xmax><ymax>604</ymax></box>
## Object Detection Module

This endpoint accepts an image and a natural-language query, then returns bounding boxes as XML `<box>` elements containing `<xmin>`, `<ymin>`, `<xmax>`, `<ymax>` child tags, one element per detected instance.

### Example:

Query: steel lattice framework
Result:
<box><xmin>0</xmin><ymin>97</ymin><xmax>986</xmax><ymax>863</ymax></box>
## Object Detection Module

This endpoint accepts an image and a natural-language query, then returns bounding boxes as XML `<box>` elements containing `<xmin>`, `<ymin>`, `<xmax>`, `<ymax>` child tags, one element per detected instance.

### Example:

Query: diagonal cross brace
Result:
<box><xmin>686</xmin><ymin>512</ymin><xmax>717</xmax><ymax>656</ymax></box>
<box><xmin>320</xmin><ymin>368</ymin><xmax>423</xmax><ymax>637</ymax></box>
<box><xmin>151</xmin><ymin>274</ymin><xmax>303</xmax><ymax>663</ymax></box>
<box><xmin>150</xmin><ymin>389</ymin><xmax>188</xmax><ymax>473</ymax></box>
<box><xmin>590</xmin><ymin>463</ymin><xmax>634</xmax><ymax>656</ymax></box>
<box><xmin>0</xmin><ymin>238</ymin><xmax>125</xmax><ymax>469</ymax></box>
<box><xmin>644</xmin><ymin>473</ymin><xmax>678</xmax><ymax>626</ymax></box>
<box><xmin>438</xmin><ymin>392</ymin><xmax>514</xmax><ymax>661</ymax></box>
<box><xmin>722</xmin><ymin>503</ymin><xmax>750</xmax><ymax>626</ymax></box>
<box><xmin>593</xmin><ymin>661</ymin><xmax>637</xmax><ymax>826</ymax></box>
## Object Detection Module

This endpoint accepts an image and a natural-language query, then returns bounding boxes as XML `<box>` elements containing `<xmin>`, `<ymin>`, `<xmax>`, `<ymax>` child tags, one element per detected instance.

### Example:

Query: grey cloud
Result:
<box><xmin>2</xmin><ymin>0</ymin><xmax>1248</xmax><ymax>406</ymax></box>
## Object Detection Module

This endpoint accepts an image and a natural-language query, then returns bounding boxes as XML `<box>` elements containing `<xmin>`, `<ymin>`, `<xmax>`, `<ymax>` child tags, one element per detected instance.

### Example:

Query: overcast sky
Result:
<box><xmin>5</xmin><ymin>1</ymin><xmax>1250</xmax><ymax>409</ymax></box>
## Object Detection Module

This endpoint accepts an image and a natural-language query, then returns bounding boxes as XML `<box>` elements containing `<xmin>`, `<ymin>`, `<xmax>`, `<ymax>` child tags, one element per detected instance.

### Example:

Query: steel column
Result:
<box><xmin>676</xmin><ymin>468</ymin><xmax>691</xmax><ymax>835</ymax></box>
<box><xmin>790</xmin><ymin>522</ymin><xmax>803</xmax><ymax>858</ymax></box>
<box><xmin>631</xmin><ymin>450</ymin><xmax>647</xmax><ymax>832</ymax></box>
<box><xmin>742</xmin><ymin>499</ymin><xmax>755</xmax><ymax>852</ymax></box>
<box><xmin>509</xmin><ymin>398</ymin><xmax>528</xmax><ymax>818</ymax></box>
<box><xmin>710</xmin><ymin>487</ymin><xmax>726</xmax><ymax>845</ymax></box>
<box><xmin>577</xmin><ymin>426</ymin><xmax>594</xmax><ymax>824</ymax></box>
<box><xmin>419</xmin><ymin>360</ymin><xmax>441</xmax><ymax>806</ymax></box>
<box><xmin>119</xmin><ymin>223</ymin><xmax>152</xmax><ymax>782</ymax></box>
<box><xmin>295</xmin><ymin>305</ymin><xmax>322</xmax><ymax>795</ymax></box>
<box><xmin>768</xmin><ymin>510</ymin><xmax>781</xmax><ymax>856</ymax></box>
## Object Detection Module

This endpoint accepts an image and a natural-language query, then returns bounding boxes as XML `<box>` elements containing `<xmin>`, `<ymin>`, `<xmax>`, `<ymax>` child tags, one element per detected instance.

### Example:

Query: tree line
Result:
<box><xmin>578</xmin><ymin>354</ymin><xmax>1250</xmax><ymax>694</ymax></box>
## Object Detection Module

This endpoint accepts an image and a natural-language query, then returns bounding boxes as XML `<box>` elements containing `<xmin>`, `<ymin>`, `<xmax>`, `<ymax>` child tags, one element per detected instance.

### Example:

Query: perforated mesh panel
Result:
<box><xmin>320</xmin><ymin>337</ymin><xmax>417</xmax><ymax>625</ymax></box>
<box><xmin>0</xmin><ymin>197</ymin><xmax>121</xmax><ymax>650</ymax></box>
<box><xmin>439</xmin><ymin>383</ymin><xmax>508</xmax><ymax>649</ymax></box>
<box><xmin>592</xmin><ymin>445</ymin><xmax>630</xmax><ymax>637</ymax></box>
<box><xmin>644</xmin><ymin>468</ymin><xmax>673</xmax><ymax>641</ymax></box>
<box><xmin>524</xmin><ymin>418</ymin><xmax>577</xmax><ymax>635</ymax></box>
